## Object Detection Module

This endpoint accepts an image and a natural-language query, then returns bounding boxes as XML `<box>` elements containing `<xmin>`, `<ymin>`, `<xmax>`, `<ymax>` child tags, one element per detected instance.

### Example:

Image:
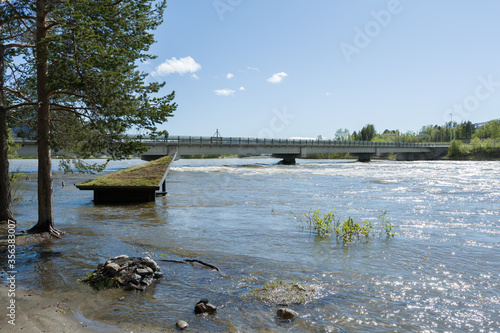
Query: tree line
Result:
<box><xmin>330</xmin><ymin>120</ymin><xmax>500</xmax><ymax>143</ymax></box>
<box><xmin>1</xmin><ymin>1</ymin><xmax>176</xmax><ymax>236</ymax></box>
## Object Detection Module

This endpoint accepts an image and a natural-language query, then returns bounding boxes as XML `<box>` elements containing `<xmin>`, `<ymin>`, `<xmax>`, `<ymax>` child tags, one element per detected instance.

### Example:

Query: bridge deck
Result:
<box><xmin>139</xmin><ymin>136</ymin><xmax>449</xmax><ymax>162</ymax></box>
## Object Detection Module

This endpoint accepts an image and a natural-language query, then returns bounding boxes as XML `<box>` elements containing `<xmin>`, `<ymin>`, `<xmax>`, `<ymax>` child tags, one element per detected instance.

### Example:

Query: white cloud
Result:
<box><xmin>152</xmin><ymin>56</ymin><xmax>201</xmax><ymax>76</ymax></box>
<box><xmin>215</xmin><ymin>88</ymin><xmax>235</xmax><ymax>96</ymax></box>
<box><xmin>325</xmin><ymin>92</ymin><xmax>332</xmax><ymax>96</ymax></box>
<box><xmin>239</xmin><ymin>86</ymin><xmax>245</xmax><ymax>91</ymax></box>
<box><xmin>247</xmin><ymin>66</ymin><xmax>260</xmax><ymax>72</ymax></box>
<box><xmin>267</xmin><ymin>72</ymin><xmax>288</xmax><ymax>84</ymax></box>
<box><xmin>192</xmin><ymin>74</ymin><xmax>199</xmax><ymax>80</ymax></box>
<box><xmin>226</xmin><ymin>73</ymin><xmax>234</xmax><ymax>79</ymax></box>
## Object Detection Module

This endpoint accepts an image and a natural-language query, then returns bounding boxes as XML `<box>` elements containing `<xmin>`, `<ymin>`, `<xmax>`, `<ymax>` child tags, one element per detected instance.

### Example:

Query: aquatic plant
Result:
<box><xmin>334</xmin><ymin>217</ymin><xmax>373</xmax><ymax>243</ymax></box>
<box><xmin>293</xmin><ymin>209</ymin><xmax>395</xmax><ymax>243</ymax></box>
<box><xmin>298</xmin><ymin>208</ymin><xmax>335</xmax><ymax>236</ymax></box>
<box><xmin>378</xmin><ymin>210</ymin><xmax>395</xmax><ymax>237</ymax></box>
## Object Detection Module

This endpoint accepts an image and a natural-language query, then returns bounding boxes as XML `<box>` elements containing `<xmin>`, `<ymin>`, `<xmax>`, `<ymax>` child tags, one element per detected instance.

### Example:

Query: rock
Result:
<box><xmin>194</xmin><ymin>299</ymin><xmax>217</xmax><ymax>314</ymax></box>
<box><xmin>83</xmin><ymin>256</ymin><xmax>162</xmax><ymax>291</ymax></box>
<box><xmin>141</xmin><ymin>275</ymin><xmax>154</xmax><ymax>286</ymax></box>
<box><xmin>130</xmin><ymin>273</ymin><xmax>142</xmax><ymax>285</ymax></box>
<box><xmin>104</xmin><ymin>263</ymin><xmax>121</xmax><ymax>276</ymax></box>
<box><xmin>113</xmin><ymin>254</ymin><xmax>129</xmax><ymax>260</ymax></box>
<box><xmin>176</xmin><ymin>320</ymin><xmax>189</xmax><ymax>330</ymax></box>
<box><xmin>277</xmin><ymin>308</ymin><xmax>298</xmax><ymax>320</ymax></box>
<box><xmin>144</xmin><ymin>257</ymin><xmax>160</xmax><ymax>271</ymax></box>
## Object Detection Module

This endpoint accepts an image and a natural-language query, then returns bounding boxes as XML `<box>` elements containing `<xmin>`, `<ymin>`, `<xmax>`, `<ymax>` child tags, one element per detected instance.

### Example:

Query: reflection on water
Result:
<box><xmin>4</xmin><ymin>158</ymin><xmax>500</xmax><ymax>332</ymax></box>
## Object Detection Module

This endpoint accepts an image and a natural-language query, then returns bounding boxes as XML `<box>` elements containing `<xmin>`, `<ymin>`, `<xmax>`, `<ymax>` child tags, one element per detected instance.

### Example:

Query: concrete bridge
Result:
<box><xmin>13</xmin><ymin>136</ymin><xmax>449</xmax><ymax>163</ymax></box>
<box><xmin>140</xmin><ymin>136</ymin><xmax>449</xmax><ymax>163</ymax></box>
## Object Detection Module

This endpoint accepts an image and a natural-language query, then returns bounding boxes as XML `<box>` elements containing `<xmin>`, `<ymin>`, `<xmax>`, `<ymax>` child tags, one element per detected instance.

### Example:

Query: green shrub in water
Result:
<box><xmin>294</xmin><ymin>209</ymin><xmax>394</xmax><ymax>243</ymax></box>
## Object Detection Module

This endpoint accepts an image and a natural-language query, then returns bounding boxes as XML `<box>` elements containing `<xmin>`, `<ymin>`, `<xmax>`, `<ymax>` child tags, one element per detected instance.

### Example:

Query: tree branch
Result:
<box><xmin>4</xmin><ymin>88</ymin><xmax>35</xmax><ymax>103</ymax></box>
<box><xmin>5</xmin><ymin>43</ymin><xmax>35</xmax><ymax>49</ymax></box>
<box><xmin>104</xmin><ymin>0</ymin><xmax>124</xmax><ymax>7</ymax></box>
<box><xmin>48</xmin><ymin>90</ymin><xmax>87</xmax><ymax>99</ymax></box>
<box><xmin>6</xmin><ymin>102</ymin><xmax>38</xmax><ymax>111</ymax></box>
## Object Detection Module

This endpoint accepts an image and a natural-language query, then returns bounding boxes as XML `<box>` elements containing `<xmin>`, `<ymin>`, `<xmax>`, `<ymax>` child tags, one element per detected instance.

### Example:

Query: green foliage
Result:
<box><xmin>294</xmin><ymin>209</ymin><xmax>395</xmax><ymax>243</ymax></box>
<box><xmin>352</xmin><ymin>124</ymin><xmax>376</xmax><ymax>141</ymax></box>
<box><xmin>59</xmin><ymin>158</ymin><xmax>108</xmax><ymax>174</ymax></box>
<box><xmin>7</xmin><ymin>130</ymin><xmax>19</xmax><ymax>159</ymax></box>
<box><xmin>334</xmin><ymin>128</ymin><xmax>350</xmax><ymax>141</ymax></box>
<box><xmin>334</xmin><ymin>217</ymin><xmax>373</xmax><ymax>243</ymax></box>
<box><xmin>294</xmin><ymin>208</ymin><xmax>334</xmax><ymax>236</ymax></box>
<box><xmin>473</xmin><ymin>120</ymin><xmax>500</xmax><ymax>139</ymax></box>
<box><xmin>3</xmin><ymin>0</ymin><xmax>177</xmax><ymax>174</ymax></box>
<box><xmin>448</xmin><ymin>140</ymin><xmax>466</xmax><ymax>157</ymax></box>
<box><xmin>9</xmin><ymin>168</ymin><xmax>26</xmax><ymax>202</ymax></box>
<box><xmin>378</xmin><ymin>210</ymin><xmax>395</xmax><ymax>237</ymax></box>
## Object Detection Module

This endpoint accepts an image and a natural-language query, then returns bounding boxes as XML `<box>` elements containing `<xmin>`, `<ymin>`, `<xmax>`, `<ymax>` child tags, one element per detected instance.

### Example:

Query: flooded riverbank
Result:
<box><xmin>3</xmin><ymin>158</ymin><xmax>499</xmax><ymax>332</ymax></box>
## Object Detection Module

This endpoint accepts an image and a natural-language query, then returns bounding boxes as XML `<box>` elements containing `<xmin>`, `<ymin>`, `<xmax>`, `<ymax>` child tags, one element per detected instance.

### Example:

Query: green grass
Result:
<box><xmin>79</xmin><ymin>155</ymin><xmax>172</xmax><ymax>187</ymax></box>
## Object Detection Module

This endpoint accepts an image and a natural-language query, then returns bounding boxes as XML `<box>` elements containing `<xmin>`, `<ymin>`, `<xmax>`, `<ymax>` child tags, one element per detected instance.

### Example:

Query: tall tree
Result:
<box><xmin>0</xmin><ymin>0</ymin><xmax>34</xmax><ymax>223</ymax></box>
<box><xmin>4</xmin><ymin>1</ymin><xmax>176</xmax><ymax>235</ymax></box>
<box><xmin>334</xmin><ymin>128</ymin><xmax>350</xmax><ymax>141</ymax></box>
<box><xmin>0</xmin><ymin>22</ymin><xmax>13</xmax><ymax>223</ymax></box>
<box><xmin>355</xmin><ymin>124</ymin><xmax>376</xmax><ymax>141</ymax></box>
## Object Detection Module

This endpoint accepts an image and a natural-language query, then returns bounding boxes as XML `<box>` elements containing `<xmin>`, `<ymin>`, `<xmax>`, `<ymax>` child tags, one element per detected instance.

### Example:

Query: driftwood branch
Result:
<box><xmin>160</xmin><ymin>259</ymin><xmax>220</xmax><ymax>272</ymax></box>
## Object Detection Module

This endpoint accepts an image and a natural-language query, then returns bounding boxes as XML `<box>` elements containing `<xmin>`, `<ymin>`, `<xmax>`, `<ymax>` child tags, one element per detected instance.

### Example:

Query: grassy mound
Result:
<box><xmin>246</xmin><ymin>280</ymin><xmax>316</xmax><ymax>305</ymax></box>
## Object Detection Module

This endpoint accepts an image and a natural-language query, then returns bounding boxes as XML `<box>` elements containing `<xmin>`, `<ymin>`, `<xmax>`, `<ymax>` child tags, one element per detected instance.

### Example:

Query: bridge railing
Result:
<box><xmin>14</xmin><ymin>136</ymin><xmax>449</xmax><ymax>148</ymax></box>
<box><xmin>140</xmin><ymin>136</ymin><xmax>446</xmax><ymax>148</ymax></box>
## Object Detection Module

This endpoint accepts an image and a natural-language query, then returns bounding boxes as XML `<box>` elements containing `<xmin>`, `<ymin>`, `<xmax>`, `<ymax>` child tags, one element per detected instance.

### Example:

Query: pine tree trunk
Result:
<box><xmin>0</xmin><ymin>40</ymin><xmax>15</xmax><ymax>223</ymax></box>
<box><xmin>29</xmin><ymin>1</ymin><xmax>60</xmax><ymax>236</ymax></box>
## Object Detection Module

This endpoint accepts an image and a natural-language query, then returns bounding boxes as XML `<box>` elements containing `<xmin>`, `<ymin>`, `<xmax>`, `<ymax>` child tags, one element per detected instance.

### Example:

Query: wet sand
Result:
<box><xmin>1</xmin><ymin>285</ymin><xmax>102</xmax><ymax>332</ymax></box>
<box><xmin>0</xmin><ymin>285</ymin><xmax>179</xmax><ymax>333</ymax></box>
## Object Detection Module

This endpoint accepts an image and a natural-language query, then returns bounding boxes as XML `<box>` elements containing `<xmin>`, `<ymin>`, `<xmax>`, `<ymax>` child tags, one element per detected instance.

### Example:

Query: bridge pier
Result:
<box><xmin>272</xmin><ymin>154</ymin><xmax>298</xmax><ymax>165</ymax></box>
<box><xmin>396</xmin><ymin>152</ymin><xmax>425</xmax><ymax>161</ymax></box>
<box><xmin>352</xmin><ymin>153</ymin><xmax>372</xmax><ymax>162</ymax></box>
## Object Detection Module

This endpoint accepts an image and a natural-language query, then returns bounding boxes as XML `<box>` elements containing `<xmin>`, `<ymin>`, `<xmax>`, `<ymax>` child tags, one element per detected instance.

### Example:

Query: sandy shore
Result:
<box><xmin>1</xmin><ymin>285</ymin><xmax>107</xmax><ymax>333</ymax></box>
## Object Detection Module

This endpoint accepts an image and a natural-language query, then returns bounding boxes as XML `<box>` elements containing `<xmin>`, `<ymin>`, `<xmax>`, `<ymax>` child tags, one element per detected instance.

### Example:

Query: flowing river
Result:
<box><xmin>4</xmin><ymin>158</ymin><xmax>500</xmax><ymax>332</ymax></box>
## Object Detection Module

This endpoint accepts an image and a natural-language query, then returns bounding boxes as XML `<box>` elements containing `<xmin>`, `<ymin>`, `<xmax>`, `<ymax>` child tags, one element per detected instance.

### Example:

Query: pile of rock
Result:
<box><xmin>194</xmin><ymin>298</ymin><xmax>217</xmax><ymax>315</ymax></box>
<box><xmin>83</xmin><ymin>255</ymin><xmax>163</xmax><ymax>291</ymax></box>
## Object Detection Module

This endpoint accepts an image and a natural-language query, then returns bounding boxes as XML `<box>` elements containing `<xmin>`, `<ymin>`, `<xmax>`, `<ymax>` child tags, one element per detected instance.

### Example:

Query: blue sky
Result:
<box><xmin>140</xmin><ymin>0</ymin><xmax>500</xmax><ymax>139</ymax></box>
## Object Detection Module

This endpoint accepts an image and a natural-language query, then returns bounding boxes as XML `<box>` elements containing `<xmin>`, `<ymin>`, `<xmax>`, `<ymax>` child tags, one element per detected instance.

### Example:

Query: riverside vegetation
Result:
<box><xmin>448</xmin><ymin>138</ymin><xmax>500</xmax><ymax>159</ymax></box>
<box><xmin>293</xmin><ymin>209</ymin><xmax>395</xmax><ymax>243</ymax></box>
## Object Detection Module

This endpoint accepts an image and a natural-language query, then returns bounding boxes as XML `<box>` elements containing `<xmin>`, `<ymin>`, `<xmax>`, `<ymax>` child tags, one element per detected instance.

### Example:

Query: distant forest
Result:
<box><xmin>328</xmin><ymin>119</ymin><xmax>500</xmax><ymax>143</ymax></box>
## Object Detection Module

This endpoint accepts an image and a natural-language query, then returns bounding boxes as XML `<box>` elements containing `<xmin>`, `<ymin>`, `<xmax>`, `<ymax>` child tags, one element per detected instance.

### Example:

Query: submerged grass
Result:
<box><xmin>245</xmin><ymin>280</ymin><xmax>316</xmax><ymax>305</ymax></box>
<box><xmin>79</xmin><ymin>155</ymin><xmax>172</xmax><ymax>187</ymax></box>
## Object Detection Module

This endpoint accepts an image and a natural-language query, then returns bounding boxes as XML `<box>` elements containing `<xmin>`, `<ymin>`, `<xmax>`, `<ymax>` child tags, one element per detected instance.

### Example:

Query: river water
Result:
<box><xmin>5</xmin><ymin>158</ymin><xmax>500</xmax><ymax>332</ymax></box>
